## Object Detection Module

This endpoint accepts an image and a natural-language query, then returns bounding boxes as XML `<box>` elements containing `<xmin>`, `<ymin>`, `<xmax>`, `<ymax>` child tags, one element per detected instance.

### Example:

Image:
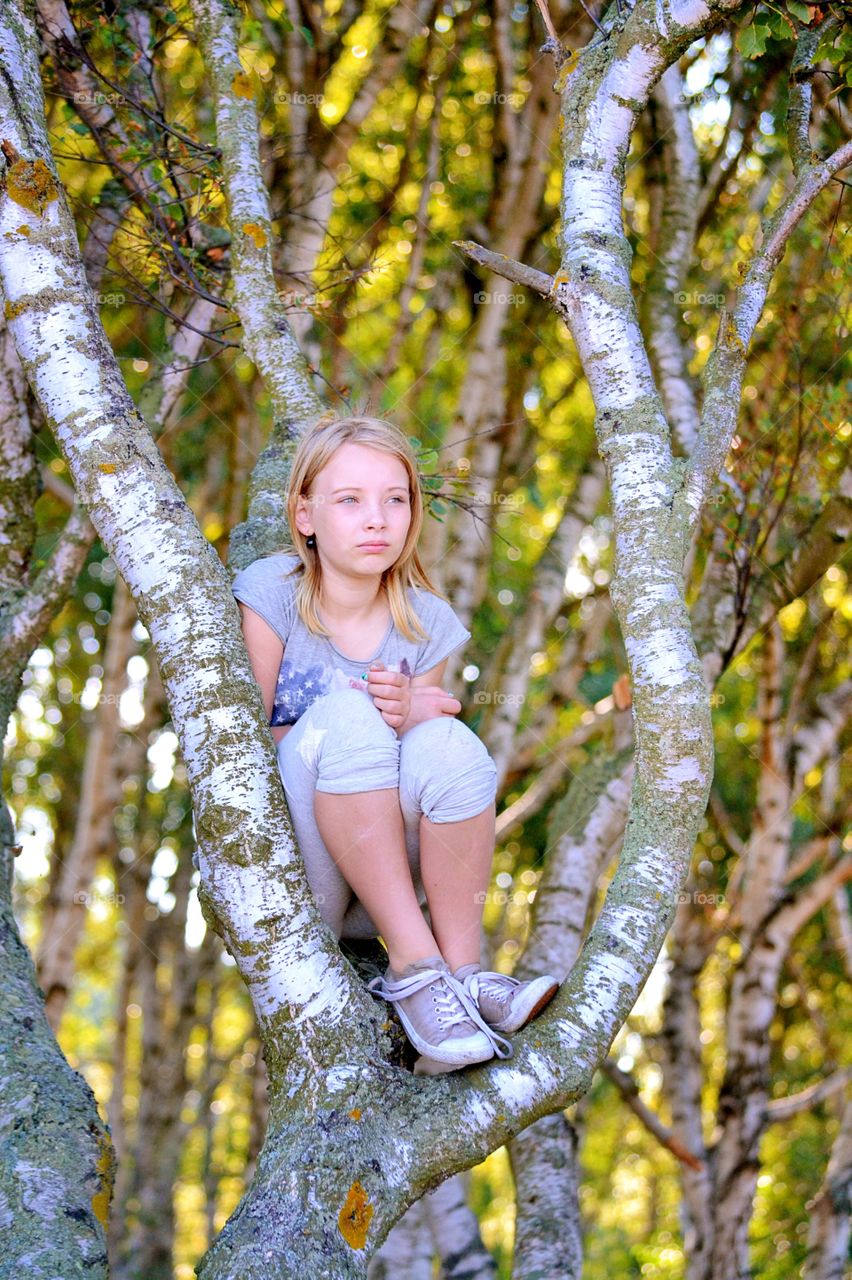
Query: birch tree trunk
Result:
<box><xmin>2</xmin><ymin>0</ymin><xmax>848</xmax><ymax>1274</ymax></box>
<box><xmin>456</xmin><ymin>4</ymin><xmax>852</xmax><ymax>1274</ymax></box>
<box><xmin>0</xmin><ymin>189</ymin><xmax>111</xmax><ymax>1280</ymax></box>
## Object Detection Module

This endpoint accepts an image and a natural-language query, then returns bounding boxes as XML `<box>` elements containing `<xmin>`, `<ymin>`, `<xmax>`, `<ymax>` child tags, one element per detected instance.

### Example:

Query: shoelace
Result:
<box><xmin>468</xmin><ymin>970</ymin><xmax>520</xmax><ymax>1006</ymax></box>
<box><xmin>432</xmin><ymin>981</ymin><xmax>474</xmax><ymax>1032</ymax></box>
<box><xmin>368</xmin><ymin>968</ymin><xmax>513</xmax><ymax>1059</ymax></box>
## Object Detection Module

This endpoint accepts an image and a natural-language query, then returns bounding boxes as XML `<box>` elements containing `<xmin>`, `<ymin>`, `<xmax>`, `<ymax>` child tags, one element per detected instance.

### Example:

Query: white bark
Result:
<box><xmin>276</xmin><ymin>0</ymin><xmax>439</xmax><ymax>366</ymax></box>
<box><xmin>424</xmin><ymin>1173</ymin><xmax>498</xmax><ymax>1278</ymax></box>
<box><xmin>506</xmin><ymin>750</ymin><xmax>633</xmax><ymax>1278</ymax></box>
<box><xmin>188</xmin><ymin>0</ymin><xmax>324</xmax><ymax>427</ymax></box>
<box><xmin>509</xmin><ymin>1112</ymin><xmax>583</xmax><ymax>1279</ymax></box>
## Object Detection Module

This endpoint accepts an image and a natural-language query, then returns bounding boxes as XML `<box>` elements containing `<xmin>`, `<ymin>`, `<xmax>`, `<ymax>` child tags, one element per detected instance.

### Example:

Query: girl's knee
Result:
<box><xmin>301</xmin><ymin>688</ymin><xmax>400</xmax><ymax>792</ymax></box>
<box><xmin>400</xmin><ymin>717</ymin><xmax>497</xmax><ymax>820</ymax></box>
<box><xmin>310</xmin><ymin>688</ymin><xmax>397</xmax><ymax>739</ymax></box>
<box><xmin>400</xmin><ymin>714</ymin><xmax>490</xmax><ymax>762</ymax></box>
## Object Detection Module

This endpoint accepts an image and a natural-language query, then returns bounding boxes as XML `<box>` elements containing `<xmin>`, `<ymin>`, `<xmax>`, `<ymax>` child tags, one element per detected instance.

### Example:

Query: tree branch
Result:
<box><xmin>766</xmin><ymin>1066</ymin><xmax>852</xmax><ymax>1122</ymax></box>
<box><xmin>601</xmin><ymin>1058</ymin><xmax>704</xmax><ymax>1169</ymax></box>
<box><xmin>682</xmin><ymin>137</ymin><xmax>852</xmax><ymax>532</ymax></box>
<box><xmin>451</xmin><ymin>239</ymin><xmax>554</xmax><ymax>297</ymax></box>
<box><xmin>189</xmin><ymin>0</ymin><xmax>324</xmax><ymax>428</ymax></box>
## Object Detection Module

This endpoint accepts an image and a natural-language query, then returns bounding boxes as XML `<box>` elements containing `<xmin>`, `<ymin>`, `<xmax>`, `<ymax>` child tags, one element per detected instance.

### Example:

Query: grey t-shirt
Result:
<box><xmin>232</xmin><ymin>553</ymin><xmax>471</xmax><ymax>726</ymax></box>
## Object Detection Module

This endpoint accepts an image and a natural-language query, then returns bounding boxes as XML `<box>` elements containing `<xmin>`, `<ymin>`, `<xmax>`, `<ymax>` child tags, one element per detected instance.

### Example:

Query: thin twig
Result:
<box><xmin>578</xmin><ymin>0</ymin><xmax>607</xmax><ymax>35</ymax></box>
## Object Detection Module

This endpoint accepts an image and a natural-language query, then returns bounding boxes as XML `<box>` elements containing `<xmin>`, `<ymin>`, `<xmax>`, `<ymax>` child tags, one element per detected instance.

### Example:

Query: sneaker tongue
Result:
<box><xmin>454</xmin><ymin>963</ymin><xmax>482</xmax><ymax>981</ymax></box>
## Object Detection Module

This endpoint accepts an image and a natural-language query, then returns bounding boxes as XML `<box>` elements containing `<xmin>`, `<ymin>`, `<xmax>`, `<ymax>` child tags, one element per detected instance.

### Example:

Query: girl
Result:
<box><xmin>232</xmin><ymin>415</ymin><xmax>559</xmax><ymax>1072</ymax></box>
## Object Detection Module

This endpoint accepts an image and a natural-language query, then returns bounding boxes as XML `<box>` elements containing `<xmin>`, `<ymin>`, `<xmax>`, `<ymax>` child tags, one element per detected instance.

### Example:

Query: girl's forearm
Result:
<box><xmin>271</xmin><ymin>724</ymin><xmax>293</xmax><ymax>745</ymax></box>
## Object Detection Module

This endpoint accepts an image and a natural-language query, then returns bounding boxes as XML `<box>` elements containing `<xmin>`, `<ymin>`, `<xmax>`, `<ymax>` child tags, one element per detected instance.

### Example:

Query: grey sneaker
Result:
<box><xmin>368</xmin><ymin>955</ymin><xmax>512</xmax><ymax>1068</ymax></box>
<box><xmin>455</xmin><ymin>963</ymin><xmax>559</xmax><ymax>1034</ymax></box>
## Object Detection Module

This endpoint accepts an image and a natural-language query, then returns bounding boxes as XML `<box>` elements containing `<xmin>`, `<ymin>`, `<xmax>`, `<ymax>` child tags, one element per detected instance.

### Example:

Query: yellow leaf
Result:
<box><xmin>242</xmin><ymin>221</ymin><xmax>267</xmax><ymax>249</ymax></box>
<box><xmin>232</xmin><ymin>71</ymin><xmax>254</xmax><ymax>99</ymax></box>
<box><xmin>100</xmin><ymin>463</ymin><xmax>117</xmax><ymax>473</ymax></box>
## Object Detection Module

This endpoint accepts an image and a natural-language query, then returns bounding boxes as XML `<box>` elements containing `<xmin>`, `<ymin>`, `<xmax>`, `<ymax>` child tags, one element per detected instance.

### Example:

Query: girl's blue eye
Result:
<box><xmin>338</xmin><ymin>495</ymin><xmax>408</xmax><ymax>503</ymax></box>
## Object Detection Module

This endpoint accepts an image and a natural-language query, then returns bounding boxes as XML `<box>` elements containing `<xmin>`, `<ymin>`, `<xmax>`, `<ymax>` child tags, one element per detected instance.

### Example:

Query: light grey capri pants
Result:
<box><xmin>276</xmin><ymin>688</ymin><xmax>498</xmax><ymax>939</ymax></box>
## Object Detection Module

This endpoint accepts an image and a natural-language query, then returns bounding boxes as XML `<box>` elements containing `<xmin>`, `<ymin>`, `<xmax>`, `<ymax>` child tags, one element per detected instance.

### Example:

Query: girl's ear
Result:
<box><xmin>293</xmin><ymin>499</ymin><xmax>312</xmax><ymax>536</ymax></box>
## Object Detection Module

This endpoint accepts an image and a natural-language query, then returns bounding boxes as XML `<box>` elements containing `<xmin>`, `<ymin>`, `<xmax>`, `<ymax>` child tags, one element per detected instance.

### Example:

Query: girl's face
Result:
<box><xmin>295</xmin><ymin>442</ymin><xmax>413</xmax><ymax>575</ymax></box>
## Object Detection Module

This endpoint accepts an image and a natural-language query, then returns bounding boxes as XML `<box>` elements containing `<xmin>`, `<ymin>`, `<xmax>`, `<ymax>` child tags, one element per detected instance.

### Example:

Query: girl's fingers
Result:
<box><xmin>367</xmin><ymin>677</ymin><xmax>403</xmax><ymax>695</ymax></box>
<box><xmin>367</xmin><ymin>664</ymin><xmax>406</xmax><ymax>686</ymax></box>
<box><xmin>371</xmin><ymin>695</ymin><xmax>405</xmax><ymax>713</ymax></box>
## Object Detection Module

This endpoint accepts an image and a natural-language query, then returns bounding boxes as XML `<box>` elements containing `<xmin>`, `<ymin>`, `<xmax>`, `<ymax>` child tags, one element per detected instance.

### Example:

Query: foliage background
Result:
<box><xmin>4</xmin><ymin>0</ymin><xmax>850</xmax><ymax>1275</ymax></box>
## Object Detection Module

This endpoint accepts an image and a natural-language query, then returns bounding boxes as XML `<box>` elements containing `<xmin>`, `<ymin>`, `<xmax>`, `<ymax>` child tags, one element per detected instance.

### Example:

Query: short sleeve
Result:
<box><xmin>231</xmin><ymin>555</ymin><xmax>298</xmax><ymax>646</ymax></box>
<box><xmin>411</xmin><ymin>593</ymin><xmax>471</xmax><ymax>675</ymax></box>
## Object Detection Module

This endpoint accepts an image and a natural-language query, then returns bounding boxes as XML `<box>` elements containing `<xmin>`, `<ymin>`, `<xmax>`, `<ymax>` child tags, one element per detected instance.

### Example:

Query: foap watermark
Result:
<box><xmin>474</xmin><ymin>289</ymin><xmax>526</xmax><ymax>306</ymax></box>
<box><xmin>473</xmin><ymin>91</ymin><xmax>525</xmax><ymax>108</ymax></box>
<box><xmin>466</xmin><ymin>490</ymin><xmax>524</xmax><ymax>508</ymax></box>
<box><xmin>274</xmin><ymin>91</ymin><xmax>325</xmax><ymax>105</ymax></box>
<box><xmin>73</xmin><ymin>90</ymin><xmax>123</xmax><ymax>107</ymax></box>
<box><xmin>674</xmin><ymin>289</ymin><xmax>725</xmax><ymax>308</ymax></box>
<box><xmin>74</xmin><ymin>888</ymin><xmax>125</xmax><ymax>907</ymax></box>
<box><xmin>473</xmin><ymin>889</ymin><xmax>532</xmax><ymax>906</ymax></box>
<box><xmin>278</xmin><ymin>289</ymin><xmax>326</xmax><ymax>308</ymax></box>
<box><xmin>74</xmin><ymin>691</ymin><xmax>122</xmax><ymax>706</ymax></box>
<box><xmin>676</xmin><ymin>890</ymin><xmax>725</xmax><ymax>906</ymax></box>
<box><xmin>55</xmin><ymin>290</ymin><xmax>125</xmax><ymax>309</ymax></box>
<box><xmin>473</xmin><ymin>689</ymin><xmax>526</xmax><ymax>706</ymax></box>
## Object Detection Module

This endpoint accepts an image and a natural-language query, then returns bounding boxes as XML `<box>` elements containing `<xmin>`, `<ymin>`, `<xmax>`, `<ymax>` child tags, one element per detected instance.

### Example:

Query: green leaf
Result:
<box><xmin>299</xmin><ymin>25</ymin><xmax>315</xmax><ymax>47</ymax></box>
<box><xmin>786</xmin><ymin>0</ymin><xmax>811</xmax><ymax>20</ymax></box>
<box><xmin>431</xmin><ymin>499</ymin><xmax>446</xmax><ymax>514</ymax></box>
<box><xmin>737</xmin><ymin>23</ymin><xmax>770</xmax><ymax>59</ymax></box>
<box><xmin>764</xmin><ymin>10</ymin><xmax>794</xmax><ymax>39</ymax></box>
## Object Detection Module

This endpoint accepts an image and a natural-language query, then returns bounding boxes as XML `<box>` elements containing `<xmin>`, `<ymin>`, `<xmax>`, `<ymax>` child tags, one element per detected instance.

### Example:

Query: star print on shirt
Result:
<box><xmin>270</xmin><ymin>657</ymin><xmax>371</xmax><ymax>725</ymax></box>
<box><xmin>295</xmin><ymin>723</ymin><xmax>328</xmax><ymax>768</ymax></box>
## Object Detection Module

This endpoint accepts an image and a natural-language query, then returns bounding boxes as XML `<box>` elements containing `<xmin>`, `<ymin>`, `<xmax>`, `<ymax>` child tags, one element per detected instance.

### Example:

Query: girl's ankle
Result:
<box><xmin>387</xmin><ymin>948</ymin><xmax>444</xmax><ymax>975</ymax></box>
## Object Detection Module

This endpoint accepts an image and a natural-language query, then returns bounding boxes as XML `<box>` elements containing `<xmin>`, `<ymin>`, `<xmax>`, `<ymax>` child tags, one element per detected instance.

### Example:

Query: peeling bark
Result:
<box><xmin>0</xmin><ymin>124</ymin><xmax>111</xmax><ymax>1280</ymax></box>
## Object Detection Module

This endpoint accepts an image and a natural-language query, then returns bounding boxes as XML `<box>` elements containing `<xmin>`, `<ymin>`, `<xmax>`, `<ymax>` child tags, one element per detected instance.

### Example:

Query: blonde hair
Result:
<box><xmin>278</xmin><ymin>414</ymin><xmax>449</xmax><ymax>643</ymax></box>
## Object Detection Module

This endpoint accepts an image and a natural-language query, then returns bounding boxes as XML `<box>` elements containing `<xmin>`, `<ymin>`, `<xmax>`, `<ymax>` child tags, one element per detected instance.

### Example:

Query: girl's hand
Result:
<box><xmin>366</xmin><ymin>662</ymin><xmax>411</xmax><ymax>731</ymax></box>
<box><xmin>401</xmin><ymin>686</ymin><xmax>462</xmax><ymax>734</ymax></box>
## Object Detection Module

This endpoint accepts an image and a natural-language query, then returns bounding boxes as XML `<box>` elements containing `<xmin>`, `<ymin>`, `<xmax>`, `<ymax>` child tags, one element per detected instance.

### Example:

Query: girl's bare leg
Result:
<box><xmin>313</xmin><ymin>787</ymin><xmax>441</xmax><ymax>972</ymax></box>
<box><xmin>418</xmin><ymin>801</ymin><xmax>495</xmax><ymax>972</ymax></box>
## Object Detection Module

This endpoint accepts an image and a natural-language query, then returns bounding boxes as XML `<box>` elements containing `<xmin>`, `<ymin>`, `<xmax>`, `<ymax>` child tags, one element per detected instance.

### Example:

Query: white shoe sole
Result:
<box><xmin>395</xmin><ymin>1010</ymin><xmax>496</xmax><ymax>1066</ymax></box>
